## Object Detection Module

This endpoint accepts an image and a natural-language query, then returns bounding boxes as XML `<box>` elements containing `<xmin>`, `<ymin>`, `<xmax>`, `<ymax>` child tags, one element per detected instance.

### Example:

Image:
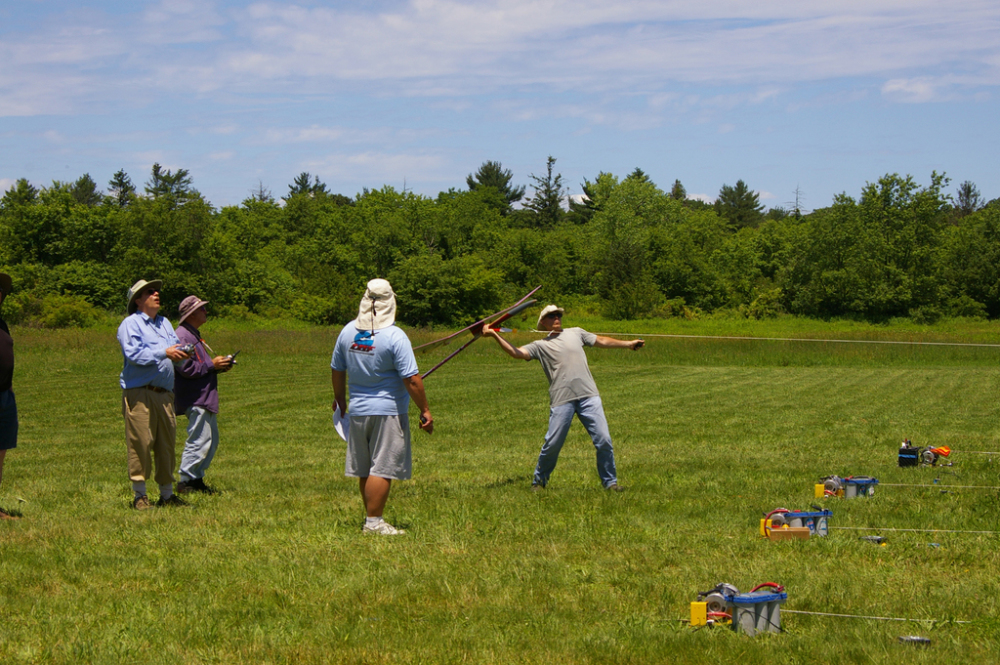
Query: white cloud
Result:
<box><xmin>757</xmin><ymin>190</ymin><xmax>776</xmax><ymax>200</ymax></box>
<box><xmin>718</xmin><ymin>123</ymin><xmax>735</xmax><ymax>134</ymax></box>
<box><xmin>211</xmin><ymin>124</ymin><xmax>239</xmax><ymax>135</ymax></box>
<box><xmin>303</xmin><ymin>151</ymin><xmax>448</xmax><ymax>182</ymax></box>
<box><xmin>215</xmin><ymin>0</ymin><xmax>1000</xmax><ymax>91</ymax></box>
<box><xmin>0</xmin><ymin>179</ymin><xmax>17</xmax><ymax>193</ymax></box>
<box><xmin>141</xmin><ymin>0</ymin><xmax>226</xmax><ymax>45</ymax></box>
<box><xmin>689</xmin><ymin>193</ymin><xmax>715</xmax><ymax>203</ymax></box>
<box><xmin>258</xmin><ymin>125</ymin><xmax>409</xmax><ymax>147</ymax></box>
<box><xmin>264</xmin><ymin>126</ymin><xmax>347</xmax><ymax>144</ymax></box>
<box><xmin>881</xmin><ymin>77</ymin><xmax>938</xmax><ymax>103</ymax></box>
<box><xmin>1</xmin><ymin>0</ymin><xmax>998</xmax><ymax>119</ymax></box>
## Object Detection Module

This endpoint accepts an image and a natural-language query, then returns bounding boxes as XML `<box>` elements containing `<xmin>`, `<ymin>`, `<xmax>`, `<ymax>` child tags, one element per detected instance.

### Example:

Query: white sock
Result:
<box><xmin>132</xmin><ymin>481</ymin><xmax>147</xmax><ymax>498</ymax></box>
<box><xmin>159</xmin><ymin>483</ymin><xmax>173</xmax><ymax>500</ymax></box>
<box><xmin>365</xmin><ymin>516</ymin><xmax>383</xmax><ymax>527</ymax></box>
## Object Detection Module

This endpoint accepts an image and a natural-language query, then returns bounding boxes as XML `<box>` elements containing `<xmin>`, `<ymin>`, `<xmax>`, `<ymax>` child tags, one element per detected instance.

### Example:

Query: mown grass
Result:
<box><xmin>1</xmin><ymin>316</ymin><xmax>999</xmax><ymax>664</ymax></box>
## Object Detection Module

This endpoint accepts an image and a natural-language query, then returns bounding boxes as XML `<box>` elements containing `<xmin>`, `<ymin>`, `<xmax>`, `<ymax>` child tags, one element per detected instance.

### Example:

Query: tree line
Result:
<box><xmin>0</xmin><ymin>158</ymin><xmax>997</xmax><ymax>328</ymax></box>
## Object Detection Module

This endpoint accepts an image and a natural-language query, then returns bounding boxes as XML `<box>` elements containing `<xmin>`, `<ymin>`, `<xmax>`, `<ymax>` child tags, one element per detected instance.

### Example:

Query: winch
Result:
<box><xmin>690</xmin><ymin>582</ymin><xmax>788</xmax><ymax>635</ymax></box>
<box><xmin>761</xmin><ymin>507</ymin><xmax>832</xmax><ymax>537</ymax></box>
<box><xmin>817</xmin><ymin>475</ymin><xmax>878</xmax><ymax>498</ymax></box>
<box><xmin>898</xmin><ymin>439</ymin><xmax>951</xmax><ymax>467</ymax></box>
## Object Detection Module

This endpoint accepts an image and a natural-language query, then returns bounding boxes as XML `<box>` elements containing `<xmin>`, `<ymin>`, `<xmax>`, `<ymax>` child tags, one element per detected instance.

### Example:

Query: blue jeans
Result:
<box><xmin>534</xmin><ymin>396</ymin><xmax>618</xmax><ymax>488</ymax></box>
<box><xmin>179</xmin><ymin>407</ymin><xmax>219</xmax><ymax>482</ymax></box>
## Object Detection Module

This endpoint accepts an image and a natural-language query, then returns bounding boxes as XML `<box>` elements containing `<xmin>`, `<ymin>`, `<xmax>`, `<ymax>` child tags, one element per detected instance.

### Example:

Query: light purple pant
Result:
<box><xmin>179</xmin><ymin>407</ymin><xmax>219</xmax><ymax>482</ymax></box>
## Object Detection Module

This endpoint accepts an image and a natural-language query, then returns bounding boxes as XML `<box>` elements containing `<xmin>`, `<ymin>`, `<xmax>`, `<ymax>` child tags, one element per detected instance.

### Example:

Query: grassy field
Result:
<box><xmin>1</xmin><ymin>315</ymin><xmax>999</xmax><ymax>663</ymax></box>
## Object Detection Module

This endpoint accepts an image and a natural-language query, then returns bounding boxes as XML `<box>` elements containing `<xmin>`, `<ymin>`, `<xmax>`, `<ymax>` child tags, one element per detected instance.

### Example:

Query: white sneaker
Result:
<box><xmin>363</xmin><ymin>520</ymin><xmax>406</xmax><ymax>535</ymax></box>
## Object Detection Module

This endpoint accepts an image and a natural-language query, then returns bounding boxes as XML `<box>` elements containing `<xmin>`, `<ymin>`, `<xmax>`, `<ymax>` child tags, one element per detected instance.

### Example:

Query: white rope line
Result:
<box><xmin>879</xmin><ymin>483</ymin><xmax>1000</xmax><ymax>490</ymax></box>
<box><xmin>830</xmin><ymin>526</ymin><xmax>1000</xmax><ymax>535</ymax></box>
<box><xmin>782</xmin><ymin>609</ymin><xmax>971</xmax><ymax>624</ymax></box>
<box><xmin>568</xmin><ymin>331</ymin><xmax>1000</xmax><ymax>348</ymax></box>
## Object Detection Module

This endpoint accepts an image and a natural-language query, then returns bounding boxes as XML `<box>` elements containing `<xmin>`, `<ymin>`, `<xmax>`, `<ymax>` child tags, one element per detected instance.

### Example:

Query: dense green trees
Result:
<box><xmin>0</xmin><ymin>163</ymin><xmax>995</xmax><ymax>327</ymax></box>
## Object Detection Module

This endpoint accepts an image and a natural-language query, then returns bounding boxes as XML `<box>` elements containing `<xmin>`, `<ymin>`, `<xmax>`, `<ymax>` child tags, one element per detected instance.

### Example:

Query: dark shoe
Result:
<box><xmin>132</xmin><ymin>495</ymin><xmax>154</xmax><ymax>510</ymax></box>
<box><xmin>176</xmin><ymin>481</ymin><xmax>194</xmax><ymax>494</ymax></box>
<box><xmin>156</xmin><ymin>494</ymin><xmax>189</xmax><ymax>507</ymax></box>
<box><xmin>531</xmin><ymin>483</ymin><xmax>544</xmax><ymax>492</ymax></box>
<box><xmin>186</xmin><ymin>478</ymin><xmax>219</xmax><ymax>494</ymax></box>
<box><xmin>606</xmin><ymin>483</ymin><xmax>625</xmax><ymax>492</ymax></box>
<box><xmin>190</xmin><ymin>478</ymin><xmax>217</xmax><ymax>495</ymax></box>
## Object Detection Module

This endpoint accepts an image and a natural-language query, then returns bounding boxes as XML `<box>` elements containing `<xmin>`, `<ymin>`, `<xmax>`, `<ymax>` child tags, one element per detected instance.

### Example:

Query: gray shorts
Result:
<box><xmin>345</xmin><ymin>414</ymin><xmax>412</xmax><ymax>480</ymax></box>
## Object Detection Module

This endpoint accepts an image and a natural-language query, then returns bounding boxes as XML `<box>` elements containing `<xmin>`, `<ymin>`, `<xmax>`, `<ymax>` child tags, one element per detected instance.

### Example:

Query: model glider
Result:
<box><xmin>417</xmin><ymin>285</ymin><xmax>541</xmax><ymax>379</ymax></box>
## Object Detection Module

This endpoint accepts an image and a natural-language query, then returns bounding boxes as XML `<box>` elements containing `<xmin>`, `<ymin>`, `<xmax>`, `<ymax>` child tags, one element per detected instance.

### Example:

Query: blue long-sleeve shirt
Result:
<box><xmin>117</xmin><ymin>312</ymin><xmax>180</xmax><ymax>390</ymax></box>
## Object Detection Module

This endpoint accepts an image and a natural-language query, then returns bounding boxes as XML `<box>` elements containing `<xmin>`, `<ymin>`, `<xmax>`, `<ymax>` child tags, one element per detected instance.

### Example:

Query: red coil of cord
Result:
<box><xmin>749</xmin><ymin>582</ymin><xmax>785</xmax><ymax>593</ymax></box>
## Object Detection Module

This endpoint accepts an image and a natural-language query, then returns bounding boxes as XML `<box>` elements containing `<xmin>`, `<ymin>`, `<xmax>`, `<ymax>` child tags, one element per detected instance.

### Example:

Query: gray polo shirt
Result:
<box><xmin>523</xmin><ymin>327</ymin><xmax>599</xmax><ymax>407</ymax></box>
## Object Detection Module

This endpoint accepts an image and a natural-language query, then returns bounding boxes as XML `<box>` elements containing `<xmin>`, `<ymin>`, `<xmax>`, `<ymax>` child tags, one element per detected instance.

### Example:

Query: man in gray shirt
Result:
<box><xmin>482</xmin><ymin>304</ymin><xmax>643</xmax><ymax>491</ymax></box>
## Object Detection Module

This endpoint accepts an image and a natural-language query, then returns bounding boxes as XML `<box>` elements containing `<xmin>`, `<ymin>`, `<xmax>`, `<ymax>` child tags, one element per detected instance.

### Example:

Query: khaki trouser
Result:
<box><xmin>122</xmin><ymin>387</ymin><xmax>176</xmax><ymax>486</ymax></box>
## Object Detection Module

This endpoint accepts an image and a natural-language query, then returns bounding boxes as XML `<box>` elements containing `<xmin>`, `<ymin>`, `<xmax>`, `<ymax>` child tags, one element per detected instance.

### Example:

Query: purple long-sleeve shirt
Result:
<box><xmin>174</xmin><ymin>323</ymin><xmax>219</xmax><ymax>414</ymax></box>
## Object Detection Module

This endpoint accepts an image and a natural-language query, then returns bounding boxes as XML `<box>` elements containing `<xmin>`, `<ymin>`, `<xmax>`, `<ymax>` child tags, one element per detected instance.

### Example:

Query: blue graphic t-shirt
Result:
<box><xmin>331</xmin><ymin>321</ymin><xmax>419</xmax><ymax>416</ymax></box>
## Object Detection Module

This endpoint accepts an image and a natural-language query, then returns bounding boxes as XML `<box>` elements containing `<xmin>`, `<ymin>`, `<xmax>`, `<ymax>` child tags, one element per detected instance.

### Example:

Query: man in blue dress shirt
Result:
<box><xmin>117</xmin><ymin>279</ymin><xmax>190</xmax><ymax>509</ymax></box>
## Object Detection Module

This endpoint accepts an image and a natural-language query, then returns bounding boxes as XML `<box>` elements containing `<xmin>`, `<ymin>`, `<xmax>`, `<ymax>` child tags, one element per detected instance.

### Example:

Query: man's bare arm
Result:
<box><xmin>402</xmin><ymin>374</ymin><xmax>433</xmax><ymax>434</ymax></box>
<box><xmin>331</xmin><ymin>368</ymin><xmax>347</xmax><ymax>414</ymax></box>
<box><xmin>482</xmin><ymin>326</ymin><xmax>532</xmax><ymax>360</ymax></box>
<box><xmin>593</xmin><ymin>336</ymin><xmax>644</xmax><ymax>351</ymax></box>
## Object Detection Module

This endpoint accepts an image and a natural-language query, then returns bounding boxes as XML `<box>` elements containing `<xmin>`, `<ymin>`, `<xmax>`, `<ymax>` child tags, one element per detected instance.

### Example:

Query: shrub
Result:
<box><xmin>743</xmin><ymin>288</ymin><xmax>785</xmax><ymax>320</ymax></box>
<box><xmin>287</xmin><ymin>293</ymin><xmax>357</xmax><ymax>326</ymax></box>
<box><xmin>947</xmin><ymin>295</ymin><xmax>987</xmax><ymax>320</ymax></box>
<box><xmin>909</xmin><ymin>305</ymin><xmax>942</xmax><ymax>325</ymax></box>
<box><xmin>9</xmin><ymin>294</ymin><xmax>103</xmax><ymax>328</ymax></box>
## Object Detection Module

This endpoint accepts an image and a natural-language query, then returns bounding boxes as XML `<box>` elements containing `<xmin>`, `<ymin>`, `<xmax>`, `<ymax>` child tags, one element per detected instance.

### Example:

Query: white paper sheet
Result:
<box><xmin>333</xmin><ymin>405</ymin><xmax>350</xmax><ymax>442</ymax></box>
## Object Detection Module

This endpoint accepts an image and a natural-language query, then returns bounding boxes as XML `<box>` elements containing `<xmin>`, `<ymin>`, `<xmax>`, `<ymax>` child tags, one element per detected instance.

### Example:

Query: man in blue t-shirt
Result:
<box><xmin>331</xmin><ymin>279</ymin><xmax>432</xmax><ymax>536</ymax></box>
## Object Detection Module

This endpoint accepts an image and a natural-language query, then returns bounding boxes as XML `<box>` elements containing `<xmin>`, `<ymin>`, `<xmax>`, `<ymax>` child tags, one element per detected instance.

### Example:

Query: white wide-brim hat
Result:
<box><xmin>537</xmin><ymin>304</ymin><xmax>565</xmax><ymax>329</ymax></box>
<box><xmin>127</xmin><ymin>279</ymin><xmax>163</xmax><ymax>314</ymax></box>
<box><xmin>357</xmin><ymin>278</ymin><xmax>397</xmax><ymax>330</ymax></box>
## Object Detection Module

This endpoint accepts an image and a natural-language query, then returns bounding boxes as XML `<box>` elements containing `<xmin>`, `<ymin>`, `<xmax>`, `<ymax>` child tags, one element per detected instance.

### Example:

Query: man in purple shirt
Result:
<box><xmin>174</xmin><ymin>296</ymin><xmax>233</xmax><ymax>495</ymax></box>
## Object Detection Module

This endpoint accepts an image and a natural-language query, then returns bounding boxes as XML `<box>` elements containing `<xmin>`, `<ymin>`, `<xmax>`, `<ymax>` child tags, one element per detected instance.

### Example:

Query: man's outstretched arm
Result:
<box><xmin>594</xmin><ymin>336</ymin><xmax>644</xmax><ymax>351</ymax></box>
<box><xmin>482</xmin><ymin>326</ymin><xmax>532</xmax><ymax>360</ymax></box>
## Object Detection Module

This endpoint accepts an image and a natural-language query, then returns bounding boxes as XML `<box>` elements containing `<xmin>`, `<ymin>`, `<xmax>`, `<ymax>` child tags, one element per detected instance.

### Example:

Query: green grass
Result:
<box><xmin>1</xmin><ymin>318</ymin><xmax>999</xmax><ymax>663</ymax></box>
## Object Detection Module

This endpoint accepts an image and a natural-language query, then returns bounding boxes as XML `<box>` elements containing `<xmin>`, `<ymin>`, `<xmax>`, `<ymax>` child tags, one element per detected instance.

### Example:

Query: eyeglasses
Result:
<box><xmin>544</xmin><ymin>312</ymin><xmax>562</xmax><ymax>319</ymax></box>
<box><xmin>143</xmin><ymin>288</ymin><xmax>159</xmax><ymax>297</ymax></box>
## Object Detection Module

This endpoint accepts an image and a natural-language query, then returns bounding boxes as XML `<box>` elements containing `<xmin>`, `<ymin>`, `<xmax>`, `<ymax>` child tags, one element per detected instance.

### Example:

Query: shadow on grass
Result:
<box><xmin>484</xmin><ymin>475</ymin><xmax>531</xmax><ymax>489</ymax></box>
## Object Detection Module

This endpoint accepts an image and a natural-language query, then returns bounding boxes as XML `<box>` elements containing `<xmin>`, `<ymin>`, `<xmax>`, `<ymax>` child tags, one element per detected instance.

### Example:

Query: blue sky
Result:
<box><xmin>1</xmin><ymin>1</ymin><xmax>997</xmax><ymax>210</ymax></box>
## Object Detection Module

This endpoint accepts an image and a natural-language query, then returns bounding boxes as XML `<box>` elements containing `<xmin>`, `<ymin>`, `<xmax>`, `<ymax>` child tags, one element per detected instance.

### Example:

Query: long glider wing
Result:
<box><xmin>419</xmin><ymin>293</ymin><xmax>540</xmax><ymax>379</ymax></box>
<box><xmin>413</xmin><ymin>284</ymin><xmax>541</xmax><ymax>353</ymax></box>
